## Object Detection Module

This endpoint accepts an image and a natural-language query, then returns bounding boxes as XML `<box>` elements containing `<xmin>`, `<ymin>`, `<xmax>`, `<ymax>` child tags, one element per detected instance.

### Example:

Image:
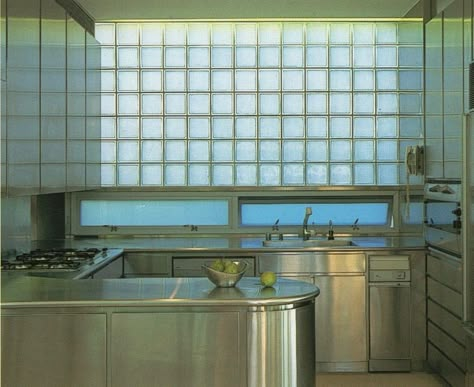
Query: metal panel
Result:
<box><xmin>427</xmin><ymin>251</ymin><xmax>463</xmax><ymax>292</ymax></box>
<box><xmin>428</xmin><ymin>343</ymin><xmax>466</xmax><ymax>387</ymax></box>
<box><xmin>124</xmin><ymin>252</ymin><xmax>171</xmax><ymax>276</ymax></box>
<box><xmin>1</xmin><ymin>313</ymin><xmax>106</xmax><ymax>387</ymax></box>
<box><xmin>428</xmin><ymin>299</ymin><xmax>466</xmax><ymax>345</ymax></box>
<box><xmin>427</xmin><ymin>277</ymin><xmax>463</xmax><ymax>318</ymax></box>
<box><xmin>428</xmin><ymin>321</ymin><xmax>466</xmax><ymax>371</ymax></box>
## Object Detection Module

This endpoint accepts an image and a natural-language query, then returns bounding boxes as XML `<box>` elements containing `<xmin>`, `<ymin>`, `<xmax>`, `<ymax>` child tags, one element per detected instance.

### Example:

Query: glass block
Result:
<box><xmin>376</xmin><ymin>117</ymin><xmax>397</xmax><ymax>138</ymax></box>
<box><xmin>188</xmin><ymin>70</ymin><xmax>210</xmax><ymax>91</ymax></box>
<box><xmin>377</xmin><ymin>140</ymin><xmax>398</xmax><ymax>161</ymax></box>
<box><xmin>259</xmin><ymin>140</ymin><xmax>280</xmax><ymax>161</ymax></box>
<box><xmin>329</xmin><ymin>69</ymin><xmax>351</xmax><ymax>90</ymax></box>
<box><xmin>164</xmin><ymin>117</ymin><xmax>186</xmax><ymax>138</ymax></box>
<box><xmin>165</xmin><ymin>24</ymin><xmax>186</xmax><ymax>45</ymax></box>
<box><xmin>212</xmin><ymin>93</ymin><xmax>233</xmax><ymax>114</ymax></box>
<box><xmin>213</xmin><ymin>164</ymin><xmax>234</xmax><ymax>185</ymax></box>
<box><xmin>282</xmin><ymin>94</ymin><xmax>304</xmax><ymax>114</ymax></box>
<box><xmin>165</xmin><ymin>165</ymin><xmax>186</xmax><ymax>185</ymax></box>
<box><xmin>258</xmin><ymin>23</ymin><xmax>281</xmax><ymax>44</ymax></box>
<box><xmin>118</xmin><ymin>94</ymin><xmax>139</xmax><ymax>115</ymax></box>
<box><xmin>118</xmin><ymin>165</ymin><xmax>139</xmax><ymax>185</ymax></box>
<box><xmin>307</xmin><ymin>117</ymin><xmax>327</xmax><ymax>137</ymax></box>
<box><xmin>235</xmin><ymin>117</ymin><xmax>256</xmax><ymax>137</ymax></box>
<box><xmin>141</xmin><ymin>47</ymin><xmax>163</xmax><ymax>68</ymax></box>
<box><xmin>165</xmin><ymin>47</ymin><xmax>186</xmax><ymax>67</ymax></box>
<box><xmin>165</xmin><ymin>94</ymin><xmax>186</xmax><ymax>114</ymax></box>
<box><xmin>189</xmin><ymin>141</ymin><xmax>210</xmax><ymax>161</ymax></box>
<box><xmin>306</xmin><ymin>46</ymin><xmax>328</xmax><ymax>67</ymax></box>
<box><xmin>235</xmin><ymin>70</ymin><xmax>257</xmax><ymax>91</ymax></box>
<box><xmin>307</xmin><ymin>70</ymin><xmax>327</xmax><ymax>91</ymax></box>
<box><xmin>353</xmin><ymin>46</ymin><xmax>374</xmax><ymax>67</ymax></box>
<box><xmin>118</xmin><ymin>71</ymin><xmax>138</xmax><ymax>91</ymax></box>
<box><xmin>142</xmin><ymin>164</ymin><xmax>163</xmax><ymax>185</ymax></box>
<box><xmin>353</xmin><ymin>70</ymin><xmax>374</xmax><ymax>91</ymax></box>
<box><xmin>399</xmin><ymin>70</ymin><xmax>422</xmax><ymax>90</ymax></box>
<box><xmin>329</xmin><ymin>24</ymin><xmax>351</xmax><ymax>44</ymax></box>
<box><xmin>399</xmin><ymin>93</ymin><xmax>422</xmax><ymax>114</ymax></box>
<box><xmin>236</xmin><ymin>94</ymin><xmax>256</xmax><ymax>115</ymax></box>
<box><xmin>101</xmin><ymin>70</ymin><xmax>116</xmax><ymax>91</ymax></box>
<box><xmin>259</xmin><ymin>47</ymin><xmax>281</xmax><ymax>67</ymax></box>
<box><xmin>353</xmin><ymin>24</ymin><xmax>374</xmax><ymax>44</ymax></box>
<box><xmin>398</xmin><ymin>47</ymin><xmax>423</xmax><ymax>67</ymax></box>
<box><xmin>141</xmin><ymin>140</ymin><xmax>163</xmax><ymax>161</ymax></box>
<box><xmin>101</xmin><ymin>117</ymin><xmax>116</xmax><ymax>138</ymax></box>
<box><xmin>100</xmin><ymin>164</ymin><xmax>116</xmax><ymax>186</ymax></box>
<box><xmin>189</xmin><ymin>93</ymin><xmax>210</xmax><ymax>114</ymax></box>
<box><xmin>189</xmin><ymin>164</ymin><xmax>210</xmax><ymax>185</ymax></box>
<box><xmin>165</xmin><ymin>140</ymin><xmax>186</xmax><ymax>161</ymax></box>
<box><xmin>142</xmin><ymin>70</ymin><xmax>162</xmax><ymax>91</ymax></box>
<box><xmin>376</xmin><ymin>23</ymin><xmax>397</xmax><ymax>44</ymax></box>
<box><xmin>212</xmin><ymin>47</ymin><xmax>233</xmax><ymax>67</ymax></box>
<box><xmin>211</xmin><ymin>70</ymin><xmax>233</xmax><ymax>91</ymax></box>
<box><xmin>95</xmin><ymin>24</ymin><xmax>115</xmax><ymax>45</ymax></box>
<box><xmin>236</xmin><ymin>47</ymin><xmax>257</xmax><ymax>67</ymax></box>
<box><xmin>236</xmin><ymin>164</ymin><xmax>257</xmax><ymax>185</ymax></box>
<box><xmin>142</xmin><ymin>94</ymin><xmax>163</xmax><ymax>115</ymax></box>
<box><xmin>118</xmin><ymin>117</ymin><xmax>139</xmax><ymax>138</ymax></box>
<box><xmin>282</xmin><ymin>164</ymin><xmax>304</xmax><ymax>185</ymax></box>
<box><xmin>354</xmin><ymin>140</ymin><xmax>374</xmax><ymax>161</ymax></box>
<box><xmin>376</xmin><ymin>70</ymin><xmax>397</xmax><ymax>90</ymax></box>
<box><xmin>117</xmin><ymin>47</ymin><xmax>138</xmax><ymax>69</ymax></box>
<box><xmin>282</xmin><ymin>70</ymin><xmax>303</xmax><ymax>90</ymax></box>
<box><xmin>283</xmin><ymin>23</ymin><xmax>304</xmax><ymax>44</ymax></box>
<box><xmin>212</xmin><ymin>117</ymin><xmax>233</xmax><ymax>138</ymax></box>
<box><xmin>377</xmin><ymin>163</ymin><xmax>398</xmax><ymax>185</ymax></box>
<box><xmin>376</xmin><ymin>47</ymin><xmax>397</xmax><ymax>67</ymax></box>
<box><xmin>188</xmin><ymin>47</ymin><xmax>210</xmax><ymax>68</ymax></box>
<box><xmin>283</xmin><ymin>117</ymin><xmax>304</xmax><ymax>137</ymax></box>
<box><xmin>399</xmin><ymin>117</ymin><xmax>422</xmax><ymax>138</ymax></box>
<box><xmin>353</xmin><ymin>117</ymin><xmax>374</xmax><ymax>138</ymax></box>
<box><xmin>306</xmin><ymin>24</ymin><xmax>328</xmax><ymax>44</ymax></box>
<box><xmin>283</xmin><ymin>46</ymin><xmax>303</xmax><ymax>67</ymax></box>
<box><xmin>259</xmin><ymin>164</ymin><xmax>281</xmax><ymax>186</ymax></box>
<box><xmin>117</xmin><ymin>24</ymin><xmax>139</xmax><ymax>45</ymax></box>
<box><xmin>118</xmin><ymin>141</ymin><xmax>139</xmax><ymax>162</ymax></box>
<box><xmin>354</xmin><ymin>164</ymin><xmax>375</xmax><ymax>184</ymax></box>
<box><xmin>259</xmin><ymin>117</ymin><xmax>281</xmax><ymax>138</ymax></box>
<box><xmin>306</xmin><ymin>140</ymin><xmax>328</xmax><ymax>162</ymax></box>
<box><xmin>329</xmin><ymin>46</ymin><xmax>351</xmax><ymax>67</ymax></box>
<box><xmin>236</xmin><ymin>24</ymin><xmax>257</xmax><ymax>45</ymax></box>
<box><xmin>212</xmin><ymin>24</ymin><xmax>233</xmax><ymax>45</ymax></box>
<box><xmin>353</xmin><ymin>93</ymin><xmax>374</xmax><ymax>114</ymax></box>
<box><xmin>330</xmin><ymin>93</ymin><xmax>351</xmax><ymax>114</ymax></box>
<box><xmin>306</xmin><ymin>93</ymin><xmax>328</xmax><ymax>114</ymax></box>
<box><xmin>376</xmin><ymin>93</ymin><xmax>398</xmax><ymax>114</ymax></box>
<box><xmin>140</xmin><ymin>24</ymin><xmax>163</xmax><ymax>45</ymax></box>
<box><xmin>330</xmin><ymin>164</ymin><xmax>352</xmax><ymax>185</ymax></box>
<box><xmin>142</xmin><ymin>117</ymin><xmax>163</xmax><ymax>139</ymax></box>
<box><xmin>259</xmin><ymin>70</ymin><xmax>280</xmax><ymax>91</ymax></box>
<box><xmin>330</xmin><ymin>140</ymin><xmax>351</xmax><ymax>161</ymax></box>
<box><xmin>189</xmin><ymin>117</ymin><xmax>210</xmax><ymax>138</ymax></box>
<box><xmin>188</xmin><ymin>24</ymin><xmax>210</xmax><ymax>45</ymax></box>
<box><xmin>212</xmin><ymin>141</ymin><xmax>233</xmax><ymax>161</ymax></box>
<box><xmin>398</xmin><ymin>22</ymin><xmax>422</xmax><ymax>44</ymax></box>
<box><xmin>236</xmin><ymin>141</ymin><xmax>256</xmax><ymax>161</ymax></box>
<box><xmin>259</xmin><ymin>94</ymin><xmax>280</xmax><ymax>115</ymax></box>
<box><xmin>307</xmin><ymin>164</ymin><xmax>328</xmax><ymax>184</ymax></box>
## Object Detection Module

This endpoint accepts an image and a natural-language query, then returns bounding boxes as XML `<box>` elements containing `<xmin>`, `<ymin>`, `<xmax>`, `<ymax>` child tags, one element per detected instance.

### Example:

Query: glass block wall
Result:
<box><xmin>95</xmin><ymin>21</ymin><xmax>423</xmax><ymax>187</ymax></box>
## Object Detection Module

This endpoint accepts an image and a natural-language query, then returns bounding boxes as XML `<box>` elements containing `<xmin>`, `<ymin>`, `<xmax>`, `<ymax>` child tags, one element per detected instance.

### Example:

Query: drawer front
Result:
<box><xmin>427</xmin><ymin>277</ymin><xmax>463</xmax><ymax>318</ymax></box>
<box><xmin>428</xmin><ymin>300</ymin><xmax>466</xmax><ymax>345</ymax></box>
<box><xmin>124</xmin><ymin>253</ymin><xmax>171</xmax><ymax>276</ymax></box>
<box><xmin>258</xmin><ymin>253</ymin><xmax>366</xmax><ymax>274</ymax></box>
<box><xmin>428</xmin><ymin>321</ymin><xmax>466</xmax><ymax>371</ymax></box>
<box><xmin>427</xmin><ymin>253</ymin><xmax>462</xmax><ymax>292</ymax></box>
<box><xmin>428</xmin><ymin>343</ymin><xmax>466</xmax><ymax>387</ymax></box>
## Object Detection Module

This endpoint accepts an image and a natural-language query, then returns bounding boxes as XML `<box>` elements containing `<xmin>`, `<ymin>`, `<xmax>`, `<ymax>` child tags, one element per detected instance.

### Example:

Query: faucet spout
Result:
<box><xmin>302</xmin><ymin>207</ymin><xmax>313</xmax><ymax>240</ymax></box>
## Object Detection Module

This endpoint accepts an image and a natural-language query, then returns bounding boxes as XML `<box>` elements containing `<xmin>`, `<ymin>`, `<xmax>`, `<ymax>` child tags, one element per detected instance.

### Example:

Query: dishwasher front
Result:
<box><xmin>369</xmin><ymin>255</ymin><xmax>411</xmax><ymax>372</ymax></box>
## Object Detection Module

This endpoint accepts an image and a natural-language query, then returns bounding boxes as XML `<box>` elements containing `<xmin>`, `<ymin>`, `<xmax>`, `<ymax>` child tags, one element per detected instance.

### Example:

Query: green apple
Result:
<box><xmin>260</xmin><ymin>271</ymin><xmax>277</xmax><ymax>287</ymax></box>
<box><xmin>224</xmin><ymin>262</ymin><xmax>239</xmax><ymax>274</ymax></box>
<box><xmin>210</xmin><ymin>259</ymin><xmax>225</xmax><ymax>272</ymax></box>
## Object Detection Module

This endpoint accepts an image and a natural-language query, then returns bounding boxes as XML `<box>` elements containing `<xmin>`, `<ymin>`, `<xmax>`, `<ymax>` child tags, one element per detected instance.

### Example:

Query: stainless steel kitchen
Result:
<box><xmin>1</xmin><ymin>0</ymin><xmax>474</xmax><ymax>386</ymax></box>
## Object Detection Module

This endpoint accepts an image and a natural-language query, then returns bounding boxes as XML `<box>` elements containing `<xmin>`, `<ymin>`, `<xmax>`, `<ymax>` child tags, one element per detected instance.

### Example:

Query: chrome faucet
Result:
<box><xmin>302</xmin><ymin>207</ymin><xmax>313</xmax><ymax>240</ymax></box>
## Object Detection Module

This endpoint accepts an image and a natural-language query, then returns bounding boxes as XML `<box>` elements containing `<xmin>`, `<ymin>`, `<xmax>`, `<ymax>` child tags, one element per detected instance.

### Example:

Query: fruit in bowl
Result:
<box><xmin>202</xmin><ymin>259</ymin><xmax>248</xmax><ymax>288</ymax></box>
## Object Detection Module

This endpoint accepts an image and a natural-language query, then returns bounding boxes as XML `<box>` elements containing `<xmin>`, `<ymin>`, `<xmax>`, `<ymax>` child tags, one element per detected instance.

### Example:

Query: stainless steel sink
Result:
<box><xmin>262</xmin><ymin>238</ymin><xmax>356</xmax><ymax>248</ymax></box>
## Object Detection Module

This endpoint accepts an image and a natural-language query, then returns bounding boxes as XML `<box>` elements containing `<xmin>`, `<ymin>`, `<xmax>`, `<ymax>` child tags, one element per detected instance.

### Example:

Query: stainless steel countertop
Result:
<box><xmin>1</xmin><ymin>276</ymin><xmax>319</xmax><ymax>308</ymax></box>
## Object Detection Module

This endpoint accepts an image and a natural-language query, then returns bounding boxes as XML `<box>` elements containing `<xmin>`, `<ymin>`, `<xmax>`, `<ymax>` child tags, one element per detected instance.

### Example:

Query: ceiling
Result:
<box><xmin>75</xmin><ymin>0</ymin><xmax>422</xmax><ymax>21</ymax></box>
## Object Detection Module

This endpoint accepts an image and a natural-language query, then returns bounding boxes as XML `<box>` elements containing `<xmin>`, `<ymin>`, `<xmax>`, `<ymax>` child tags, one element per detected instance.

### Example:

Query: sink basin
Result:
<box><xmin>262</xmin><ymin>238</ymin><xmax>356</xmax><ymax>248</ymax></box>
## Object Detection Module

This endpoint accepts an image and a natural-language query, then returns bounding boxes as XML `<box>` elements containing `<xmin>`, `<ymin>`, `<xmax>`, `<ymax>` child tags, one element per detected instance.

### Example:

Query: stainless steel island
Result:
<box><xmin>1</xmin><ymin>276</ymin><xmax>319</xmax><ymax>387</ymax></box>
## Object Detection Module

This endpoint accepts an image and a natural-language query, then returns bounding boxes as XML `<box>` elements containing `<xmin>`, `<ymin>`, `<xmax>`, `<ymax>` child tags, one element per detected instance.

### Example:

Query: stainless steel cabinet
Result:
<box><xmin>124</xmin><ymin>252</ymin><xmax>172</xmax><ymax>277</ymax></box>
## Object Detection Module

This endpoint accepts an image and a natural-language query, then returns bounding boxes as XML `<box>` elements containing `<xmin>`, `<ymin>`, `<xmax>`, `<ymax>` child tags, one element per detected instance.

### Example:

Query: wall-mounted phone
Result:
<box><xmin>405</xmin><ymin>145</ymin><xmax>424</xmax><ymax>175</ymax></box>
